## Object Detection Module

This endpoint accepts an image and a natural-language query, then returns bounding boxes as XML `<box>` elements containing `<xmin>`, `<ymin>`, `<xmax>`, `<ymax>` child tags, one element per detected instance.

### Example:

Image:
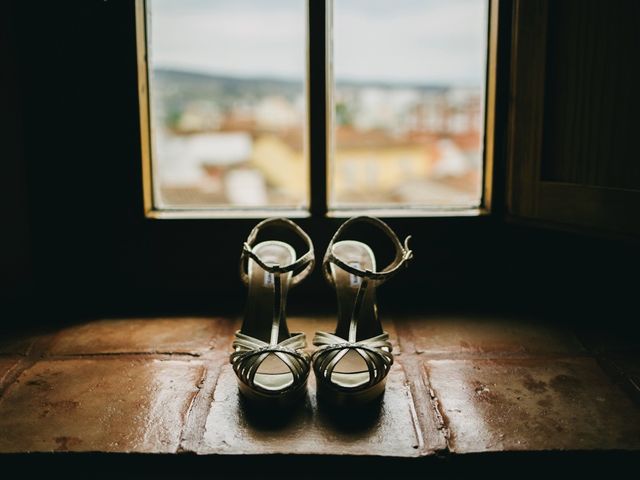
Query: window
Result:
<box><xmin>137</xmin><ymin>0</ymin><xmax>492</xmax><ymax>217</ymax></box>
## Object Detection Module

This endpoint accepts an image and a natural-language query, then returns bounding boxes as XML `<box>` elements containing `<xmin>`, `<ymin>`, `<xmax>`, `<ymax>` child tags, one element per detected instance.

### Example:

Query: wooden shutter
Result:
<box><xmin>506</xmin><ymin>0</ymin><xmax>640</xmax><ymax>236</ymax></box>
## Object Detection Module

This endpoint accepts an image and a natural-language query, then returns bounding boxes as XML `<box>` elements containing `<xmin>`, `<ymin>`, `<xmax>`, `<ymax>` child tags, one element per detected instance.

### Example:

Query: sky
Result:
<box><xmin>150</xmin><ymin>0</ymin><xmax>488</xmax><ymax>86</ymax></box>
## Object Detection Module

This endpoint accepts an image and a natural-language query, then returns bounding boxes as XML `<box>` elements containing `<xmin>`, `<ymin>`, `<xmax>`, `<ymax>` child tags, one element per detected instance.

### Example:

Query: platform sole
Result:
<box><xmin>237</xmin><ymin>378</ymin><xmax>308</xmax><ymax>409</ymax></box>
<box><xmin>316</xmin><ymin>377</ymin><xmax>387</xmax><ymax>407</ymax></box>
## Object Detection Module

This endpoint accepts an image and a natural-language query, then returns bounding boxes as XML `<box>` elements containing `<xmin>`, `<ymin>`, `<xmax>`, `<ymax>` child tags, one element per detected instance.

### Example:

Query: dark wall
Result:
<box><xmin>3</xmin><ymin>1</ymin><xmax>144</xmax><ymax>318</ymax></box>
<box><xmin>0</xmin><ymin>2</ymin><xmax>31</xmax><ymax>302</ymax></box>
<box><xmin>2</xmin><ymin>1</ymin><xmax>638</xmax><ymax>326</ymax></box>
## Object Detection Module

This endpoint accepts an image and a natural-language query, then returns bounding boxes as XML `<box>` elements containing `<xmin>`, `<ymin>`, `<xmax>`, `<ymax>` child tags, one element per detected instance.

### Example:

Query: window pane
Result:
<box><xmin>330</xmin><ymin>0</ymin><xmax>488</xmax><ymax>208</ymax></box>
<box><xmin>148</xmin><ymin>0</ymin><xmax>307</xmax><ymax>209</ymax></box>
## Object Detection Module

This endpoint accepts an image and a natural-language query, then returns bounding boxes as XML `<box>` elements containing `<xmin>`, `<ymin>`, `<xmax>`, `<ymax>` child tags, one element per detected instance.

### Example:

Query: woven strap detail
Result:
<box><xmin>240</xmin><ymin>217</ymin><xmax>315</xmax><ymax>287</ymax></box>
<box><xmin>322</xmin><ymin>216</ymin><xmax>412</xmax><ymax>285</ymax></box>
<box><xmin>231</xmin><ymin>331</ymin><xmax>310</xmax><ymax>395</ymax></box>
<box><xmin>312</xmin><ymin>331</ymin><xmax>393</xmax><ymax>392</ymax></box>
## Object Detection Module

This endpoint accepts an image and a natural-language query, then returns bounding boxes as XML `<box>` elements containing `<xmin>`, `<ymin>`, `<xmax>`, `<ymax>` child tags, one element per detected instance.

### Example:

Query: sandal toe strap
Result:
<box><xmin>231</xmin><ymin>332</ymin><xmax>310</xmax><ymax>394</ymax></box>
<box><xmin>311</xmin><ymin>331</ymin><xmax>393</xmax><ymax>391</ymax></box>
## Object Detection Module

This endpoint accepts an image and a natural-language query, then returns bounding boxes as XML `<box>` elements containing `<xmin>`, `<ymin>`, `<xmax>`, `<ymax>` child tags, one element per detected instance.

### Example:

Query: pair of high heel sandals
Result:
<box><xmin>231</xmin><ymin>216</ymin><xmax>413</xmax><ymax>407</ymax></box>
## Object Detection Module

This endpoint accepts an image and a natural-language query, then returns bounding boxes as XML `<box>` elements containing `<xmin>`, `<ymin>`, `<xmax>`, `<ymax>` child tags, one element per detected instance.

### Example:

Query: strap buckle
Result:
<box><xmin>402</xmin><ymin>235</ymin><xmax>414</xmax><ymax>266</ymax></box>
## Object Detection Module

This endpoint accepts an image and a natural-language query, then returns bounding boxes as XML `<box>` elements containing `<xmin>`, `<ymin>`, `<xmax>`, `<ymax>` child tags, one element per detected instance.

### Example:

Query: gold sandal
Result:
<box><xmin>312</xmin><ymin>216</ymin><xmax>413</xmax><ymax>406</ymax></box>
<box><xmin>231</xmin><ymin>218</ymin><xmax>315</xmax><ymax>406</ymax></box>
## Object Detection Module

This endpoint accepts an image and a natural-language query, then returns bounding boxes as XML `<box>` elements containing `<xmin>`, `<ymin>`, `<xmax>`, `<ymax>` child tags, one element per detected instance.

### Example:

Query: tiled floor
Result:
<box><xmin>0</xmin><ymin>315</ymin><xmax>639</xmax><ymax>457</ymax></box>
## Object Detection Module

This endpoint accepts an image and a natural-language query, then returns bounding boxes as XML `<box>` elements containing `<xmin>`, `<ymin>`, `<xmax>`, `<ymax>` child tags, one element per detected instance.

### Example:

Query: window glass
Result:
<box><xmin>148</xmin><ymin>0</ymin><xmax>307</xmax><ymax>209</ymax></box>
<box><xmin>330</xmin><ymin>0</ymin><xmax>488</xmax><ymax>208</ymax></box>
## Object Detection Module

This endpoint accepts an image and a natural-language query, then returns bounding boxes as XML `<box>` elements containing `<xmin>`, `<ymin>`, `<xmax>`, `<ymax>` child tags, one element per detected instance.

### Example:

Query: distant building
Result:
<box><xmin>255</xmin><ymin>96</ymin><xmax>302</xmax><ymax>131</ymax></box>
<box><xmin>152</xmin><ymin>71</ymin><xmax>484</xmax><ymax>207</ymax></box>
<box><xmin>156</xmin><ymin>131</ymin><xmax>267</xmax><ymax>206</ymax></box>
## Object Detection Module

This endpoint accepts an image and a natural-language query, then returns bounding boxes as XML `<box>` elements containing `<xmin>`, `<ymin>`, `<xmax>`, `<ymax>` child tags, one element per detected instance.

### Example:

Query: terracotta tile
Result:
<box><xmin>0</xmin><ymin>358</ymin><xmax>205</xmax><ymax>453</ymax></box>
<box><xmin>398</xmin><ymin>315</ymin><xmax>583</xmax><ymax>357</ymax></box>
<box><xmin>200</xmin><ymin>360</ymin><xmax>429</xmax><ymax>456</ymax></box>
<box><xmin>425</xmin><ymin>357</ymin><xmax>640</xmax><ymax>453</ymax></box>
<box><xmin>288</xmin><ymin>315</ymin><xmax>401</xmax><ymax>354</ymax></box>
<box><xmin>0</xmin><ymin>357</ymin><xmax>21</xmax><ymax>387</ymax></box>
<box><xmin>47</xmin><ymin>317</ymin><xmax>235</xmax><ymax>355</ymax></box>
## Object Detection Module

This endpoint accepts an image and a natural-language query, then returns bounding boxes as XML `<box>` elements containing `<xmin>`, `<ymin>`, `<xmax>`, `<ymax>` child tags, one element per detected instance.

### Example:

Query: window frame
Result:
<box><xmin>135</xmin><ymin>0</ymin><xmax>501</xmax><ymax>220</ymax></box>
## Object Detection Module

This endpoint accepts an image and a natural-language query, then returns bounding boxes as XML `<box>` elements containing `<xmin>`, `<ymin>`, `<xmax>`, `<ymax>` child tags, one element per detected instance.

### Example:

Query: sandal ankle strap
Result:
<box><xmin>322</xmin><ymin>216</ymin><xmax>413</xmax><ymax>285</ymax></box>
<box><xmin>240</xmin><ymin>217</ymin><xmax>315</xmax><ymax>287</ymax></box>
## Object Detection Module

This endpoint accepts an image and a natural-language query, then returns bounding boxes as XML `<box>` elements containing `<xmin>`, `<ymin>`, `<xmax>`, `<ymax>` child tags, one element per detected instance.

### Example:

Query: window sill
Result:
<box><xmin>1</xmin><ymin>313</ymin><xmax>638</xmax><ymax>461</ymax></box>
<box><xmin>145</xmin><ymin>208</ymin><xmax>311</xmax><ymax>220</ymax></box>
<box><xmin>144</xmin><ymin>207</ymin><xmax>487</xmax><ymax>220</ymax></box>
